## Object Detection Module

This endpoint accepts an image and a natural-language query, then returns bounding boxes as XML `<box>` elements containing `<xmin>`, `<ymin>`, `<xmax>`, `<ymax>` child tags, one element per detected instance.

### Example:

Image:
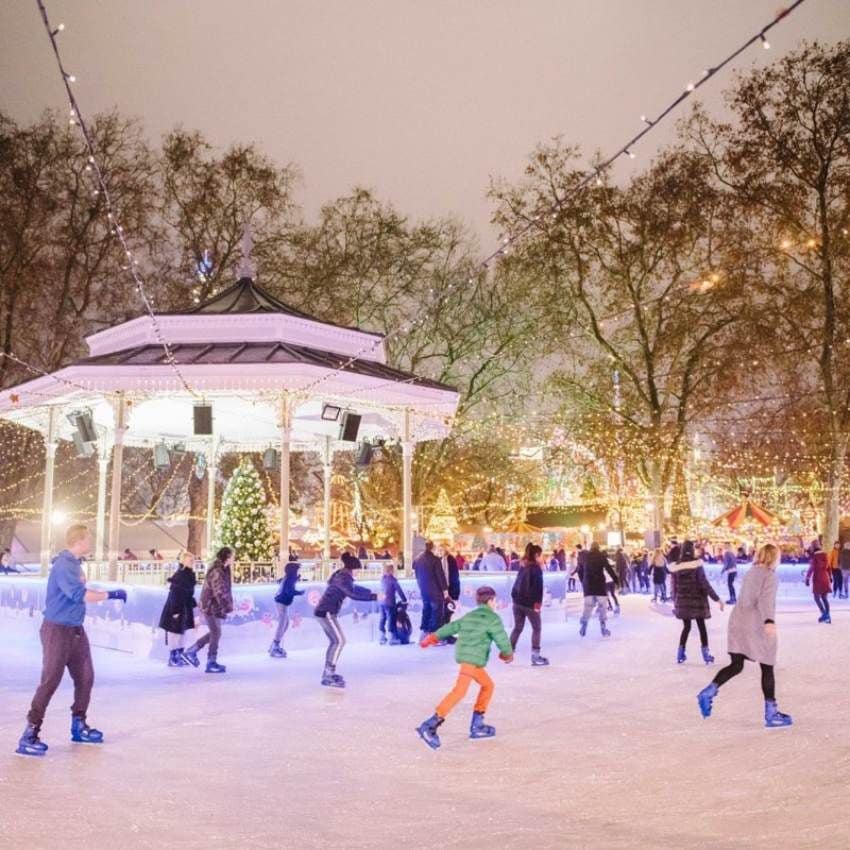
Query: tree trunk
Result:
<box><xmin>187</xmin><ymin>469</ymin><xmax>207</xmax><ymax>556</ymax></box>
<box><xmin>647</xmin><ymin>461</ymin><xmax>665</xmax><ymax>547</ymax></box>
<box><xmin>822</xmin><ymin>434</ymin><xmax>848</xmax><ymax>547</ymax></box>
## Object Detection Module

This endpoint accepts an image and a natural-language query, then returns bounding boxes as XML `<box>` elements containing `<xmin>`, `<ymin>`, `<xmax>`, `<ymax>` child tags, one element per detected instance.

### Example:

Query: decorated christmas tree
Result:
<box><xmin>424</xmin><ymin>488</ymin><xmax>459</xmax><ymax>544</ymax></box>
<box><xmin>216</xmin><ymin>458</ymin><xmax>274</xmax><ymax>561</ymax></box>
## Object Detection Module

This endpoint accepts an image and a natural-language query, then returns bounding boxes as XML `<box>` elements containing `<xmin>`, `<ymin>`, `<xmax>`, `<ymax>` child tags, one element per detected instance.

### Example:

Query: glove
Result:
<box><xmin>107</xmin><ymin>589</ymin><xmax>127</xmax><ymax>603</ymax></box>
<box><xmin>805</xmin><ymin>581</ymin><xmax>810</xmax><ymax>587</ymax></box>
<box><xmin>533</xmin><ymin>603</ymin><xmax>541</xmax><ymax>612</ymax></box>
<box><xmin>499</xmin><ymin>652</ymin><xmax>514</xmax><ymax>663</ymax></box>
<box><xmin>420</xmin><ymin>633</ymin><xmax>439</xmax><ymax>649</ymax></box>
<box><xmin>371</xmin><ymin>593</ymin><xmax>378</xmax><ymax>601</ymax></box>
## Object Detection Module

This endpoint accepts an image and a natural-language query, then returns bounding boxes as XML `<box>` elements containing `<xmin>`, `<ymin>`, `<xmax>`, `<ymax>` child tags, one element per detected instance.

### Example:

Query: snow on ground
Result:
<box><xmin>1</xmin><ymin>591</ymin><xmax>847</xmax><ymax>850</ymax></box>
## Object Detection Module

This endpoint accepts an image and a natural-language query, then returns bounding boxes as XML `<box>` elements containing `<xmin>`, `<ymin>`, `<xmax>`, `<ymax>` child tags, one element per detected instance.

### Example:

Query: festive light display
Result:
<box><xmin>216</xmin><ymin>458</ymin><xmax>273</xmax><ymax>561</ymax></box>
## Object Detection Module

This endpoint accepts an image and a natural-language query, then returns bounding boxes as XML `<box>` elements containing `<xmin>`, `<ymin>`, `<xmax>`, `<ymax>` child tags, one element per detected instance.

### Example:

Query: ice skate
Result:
<box><xmin>601</xmin><ymin>626</ymin><xmax>611</xmax><ymax>637</ymax></box>
<box><xmin>16</xmin><ymin>724</ymin><xmax>48</xmax><ymax>757</ymax></box>
<box><xmin>416</xmin><ymin>713</ymin><xmax>443</xmax><ymax>750</ymax></box>
<box><xmin>701</xmin><ymin>646</ymin><xmax>715</xmax><ymax>665</ymax></box>
<box><xmin>531</xmin><ymin>651</ymin><xmax>550</xmax><ymax>666</ymax></box>
<box><xmin>697</xmin><ymin>683</ymin><xmax>718</xmax><ymax>718</ymax></box>
<box><xmin>389</xmin><ymin>637</ymin><xmax>401</xmax><ymax>645</ymax></box>
<box><xmin>168</xmin><ymin>649</ymin><xmax>186</xmax><ymax>667</ymax></box>
<box><xmin>268</xmin><ymin>641</ymin><xmax>286</xmax><ymax>658</ymax></box>
<box><xmin>469</xmin><ymin>711</ymin><xmax>496</xmax><ymax>739</ymax></box>
<box><xmin>764</xmin><ymin>700</ymin><xmax>793</xmax><ymax>728</ymax></box>
<box><xmin>182</xmin><ymin>648</ymin><xmax>200</xmax><ymax>668</ymax></box>
<box><xmin>71</xmin><ymin>717</ymin><xmax>103</xmax><ymax>744</ymax></box>
<box><xmin>321</xmin><ymin>671</ymin><xmax>345</xmax><ymax>688</ymax></box>
<box><xmin>379</xmin><ymin>634</ymin><xmax>387</xmax><ymax>645</ymax></box>
<box><xmin>677</xmin><ymin>646</ymin><xmax>687</xmax><ymax>664</ymax></box>
<box><xmin>205</xmin><ymin>660</ymin><xmax>226</xmax><ymax>673</ymax></box>
<box><xmin>579</xmin><ymin>620</ymin><xmax>588</xmax><ymax>637</ymax></box>
<box><xmin>614</xmin><ymin>605</ymin><xmax>621</xmax><ymax>616</ymax></box>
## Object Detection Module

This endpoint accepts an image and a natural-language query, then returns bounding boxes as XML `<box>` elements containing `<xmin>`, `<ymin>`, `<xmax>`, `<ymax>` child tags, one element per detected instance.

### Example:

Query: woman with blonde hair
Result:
<box><xmin>697</xmin><ymin>543</ymin><xmax>792</xmax><ymax>727</ymax></box>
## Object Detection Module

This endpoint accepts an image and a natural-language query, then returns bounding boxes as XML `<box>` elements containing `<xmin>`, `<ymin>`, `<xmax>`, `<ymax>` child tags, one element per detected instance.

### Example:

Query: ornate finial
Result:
<box><xmin>238</xmin><ymin>223</ymin><xmax>256</xmax><ymax>279</ymax></box>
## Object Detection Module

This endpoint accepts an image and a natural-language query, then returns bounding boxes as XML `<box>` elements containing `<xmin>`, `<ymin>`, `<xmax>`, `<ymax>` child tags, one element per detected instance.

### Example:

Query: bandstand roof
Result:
<box><xmin>0</xmin><ymin>277</ymin><xmax>459</xmax><ymax>451</ymax></box>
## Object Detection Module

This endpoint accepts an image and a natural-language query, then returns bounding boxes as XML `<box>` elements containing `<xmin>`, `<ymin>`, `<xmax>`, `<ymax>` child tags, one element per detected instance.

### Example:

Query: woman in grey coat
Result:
<box><xmin>696</xmin><ymin>543</ymin><xmax>792</xmax><ymax>728</ymax></box>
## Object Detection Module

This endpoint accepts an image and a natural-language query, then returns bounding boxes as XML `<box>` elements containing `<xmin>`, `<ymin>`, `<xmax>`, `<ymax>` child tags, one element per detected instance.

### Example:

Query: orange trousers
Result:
<box><xmin>436</xmin><ymin>663</ymin><xmax>494</xmax><ymax>718</ymax></box>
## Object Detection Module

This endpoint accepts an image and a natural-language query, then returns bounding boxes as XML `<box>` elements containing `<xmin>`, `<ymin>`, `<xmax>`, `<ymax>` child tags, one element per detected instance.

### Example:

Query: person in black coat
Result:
<box><xmin>510</xmin><ymin>543</ymin><xmax>549</xmax><ymax>665</ymax></box>
<box><xmin>578</xmin><ymin>542</ymin><xmax>619</xmax><ymax>638</ymax></box>
<box><xmin>269</xmin><ymin>561</ymin><xmax>303</xmax><ymax>658</ymax></box>
<box><xmin>413</xmin><ymin>541</ymin><xmax>449</xmax><ymax>637</ymax></box>
<box><xmin>158</xmin><ymin>551</ymin><xmax>197</xmax><ymax>667</ymax></box>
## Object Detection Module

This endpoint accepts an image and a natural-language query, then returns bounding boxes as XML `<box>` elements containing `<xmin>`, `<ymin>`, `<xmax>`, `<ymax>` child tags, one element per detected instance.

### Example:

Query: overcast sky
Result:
<box><xmin>2</xmin><ymin>1</ymin><xmax>847</xmax><ymax>246</ymax></box>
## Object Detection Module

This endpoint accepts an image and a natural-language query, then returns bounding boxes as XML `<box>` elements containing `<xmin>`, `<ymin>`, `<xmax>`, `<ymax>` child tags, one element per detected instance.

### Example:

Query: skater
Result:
<box><xmin>158</xmin><ymin>551</ymin><xmax>197</xmax><ymax>667</ymax></box>
<box><xmin>650</xmin><ymin>548</ymin><xmax>669</xmax><ymax>602</ymax></box>
<box><xmin>841</xmin><ymin>541</ymin><xmax>850</xmax><ymax>600</ymax></box>
<box><xmin>416</xmin><ymin>585</ymin><xmax>513</xmax><ymax>750</ymax></box>
<box><xmin>413</xmin><ymin>541</ymin><xmax>448</xmax><ymax>637</ymax></box>
<box><xmin>17</xmin><ymin>524</ymin><xmax>127</xmax><ymax>757</ymax></box>
<box><xmin>697</xmin><ymin>543</ymin><xmax>792</xmax><ymax>727</ymax></box>
<box><xmin>805</xmin><ymin>548</ymin><xmax>832</xmax><ymax>623</ymax></box>
<box><xmin>615</xmin><ymin>547</ymin><xmax>630</xmax><ymax>596</ymax></box>
<box><xmin>183</xmin><ymin>547</ymin><xmax>234</xmax><ymax>673</ymax></box>
<box><xmin>606</xmin><ymin>551</ymin><xmax>621</xmax><ymax>614</ymax></box>
<box><xmin>379</xmin><ymin>561</ymin><xmax>407</xmax><ymax>645</ymax></box>
<box><xmin>567</xmin><ymin>546</ymin><xmax>580</xmax><ymax>591</ymax></box>
<box><xmin>314</xmin><ymin>551</ymin><xmax>377</xmax><ymax>687</ymax></box>
<box><xmin>828</xmin><ymin>540</ymin><xmax>843</xmax><ymax>599</ymax></box>
<box><xmin>270</xmin><ymin>559</ymin><xmax>304</xmax><ymax>658</ymax></box>
<box><xmin>578</xmin><ymin>542</ymin><xmax>619</xmax><ymax>638</ymax></box>
<box><xmin>509</xmin><ymin>543</ymin><xmax>549</xmax><ymax>666</ymax></box>
<box><xmin>669</xmin><ymin>540</ymin><xmax>724</xmax><ymax>664</ymax></box>
<box><xmin>721</xmin><ymin>542</ymin><xmax>738</xmax><ymax>604</ymax></box>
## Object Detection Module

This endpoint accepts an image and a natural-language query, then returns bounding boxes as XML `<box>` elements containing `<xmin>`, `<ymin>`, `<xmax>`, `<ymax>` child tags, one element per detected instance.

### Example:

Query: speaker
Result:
<box><xmin>262</xmin><ymin>448</ymin><xmax>280</xmax><ymax>470</ymax></box>
<box><xmin>76</xmin><ymin>412</ymin><xmax>98</xmax><ymax>444</ymax></box>
<box><xmin>355</xmin><ymin>443</ymin><xmax>373</xmax><ymax>468</ymax></box>
<box><xmin>72</xmin><ymin>431</ymin><xmax>95</xmax><ymax>458</ymax></box>
<box><xmin>154</xmin><ymin>444</ymin><xmax>171</xmax><ymax>470</ymax></box>
<box><xmin>193</xmin><ymin>405</ymin><xmax>213</xmax><ymax>436</ymax></box>
<box><xmin>339</xmin><ymin>412</ymin><xmax>361</xmax><ymax>442</ymax></box>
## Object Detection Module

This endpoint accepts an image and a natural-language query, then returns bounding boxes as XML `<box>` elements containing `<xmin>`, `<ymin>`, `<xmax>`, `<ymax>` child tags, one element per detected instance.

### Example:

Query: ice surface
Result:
<box><xmin>1</xmin><ymin>592</ymin><xmax>846</xmax><ymax>850</ymax></box>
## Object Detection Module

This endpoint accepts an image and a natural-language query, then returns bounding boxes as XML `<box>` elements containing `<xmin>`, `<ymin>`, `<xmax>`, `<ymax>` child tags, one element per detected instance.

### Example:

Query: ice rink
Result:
<box><xmin>2</xmin><ymin>592</ymin><xmax>847</xmax><ymax>850</ymax></box>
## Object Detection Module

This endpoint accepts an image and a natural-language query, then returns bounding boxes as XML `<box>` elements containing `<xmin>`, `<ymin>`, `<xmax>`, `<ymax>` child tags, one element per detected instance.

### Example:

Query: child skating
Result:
<box><xmin>269</xmin><ymin>560</ymin><xmax>304</xmax><ymax>658</ymax></box>
<box><xmin>697</xmin><ymin>543</ymin><xmax>792</xmax><ymax>727</ymax></box>
<box><xmin>416</xmin><ymin>585</ymin><xmax>513</xmax><ymax>750</ymax></box>
<box><xmin>805</xmin><ymin>548</ymin><xmax>832</xmax><ymax>623</ymax></box>
<box><xmin>379</xmin><ymin>562</ymin><xmax>407</xmax><ymax>645</ymax></box>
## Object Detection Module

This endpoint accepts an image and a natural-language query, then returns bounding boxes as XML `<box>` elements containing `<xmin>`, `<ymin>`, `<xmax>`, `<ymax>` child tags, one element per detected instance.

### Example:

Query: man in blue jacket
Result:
<box><xmin>17</xmin><ymin>524</ymin><xmax>127</xmax><ymax>757</ymax></box>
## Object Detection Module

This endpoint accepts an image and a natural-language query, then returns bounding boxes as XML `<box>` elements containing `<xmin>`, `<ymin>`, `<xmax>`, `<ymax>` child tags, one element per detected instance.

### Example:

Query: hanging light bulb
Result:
<box><xmin>760</xmin><ymin>34</ymin><xmax>770</xmax><ymax>49</ymax></box>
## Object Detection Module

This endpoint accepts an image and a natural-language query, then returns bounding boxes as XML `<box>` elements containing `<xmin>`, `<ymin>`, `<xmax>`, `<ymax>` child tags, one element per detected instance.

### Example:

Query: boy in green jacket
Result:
<box><xmin>416</xmin><ymin>585</ymin><xmax>513</xmax><ymax>750</ymax></box>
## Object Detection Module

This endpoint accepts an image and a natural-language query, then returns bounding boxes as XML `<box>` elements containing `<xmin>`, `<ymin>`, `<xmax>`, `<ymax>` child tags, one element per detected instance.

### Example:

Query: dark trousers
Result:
<box><xmin>606</xmin><ymin>582</ymin><xmax>619</xmax><ymax>609</ymax></box>
<box><xmin>679</xmin><ymin>617</ymin><xmax>709</xmax><ymax>647</ymax></box>
<box><xmin>833</xmin><ymin>569</ymin><xmax>843</xmax><ymax>597</ymax></box>
<box><xmin>379</xmin><ymin>604</ymin><xmax>399</xmax><ymax>639</ymax></box>
<box><xmin>815</xmin><ymin>593</ymin><xmax>830</xmax><ymax>617</ymax></box>
<box><xmin>420</xmin><ymin>598</ymin><xmax>442</xmax><ymax>633</ymax></box>
<box><xmin>713</xmin><ymin>653</ymin><xmax>775</xmax><ymax>701</ymax></box>
<box><xmin>510</xmin><ymin>604</ymin><xmax>542</xmax><ymax>651</ymax></box>
<box><xmin>726</xmin><ymin>572</ymin><xmax>737</xmax><ymax>602</ymax></box>
<box><xmin>27</xmin><ymin>621</ymin><xmax>94</xmax><ymax>728</ymax></box>
<box><xmin>653</xmin><ymin>581</ymin><xmax>667</xmax><ymax>601</ymax></box>
<box><xmin>189</xmin><ymin>615</ymin><xmax>222</xmax><ymax>660</ymax></box>
<box><xmin>567</xmin><ymin>576</ymin><xmax>577</xmax><ymax>591</ymax></box>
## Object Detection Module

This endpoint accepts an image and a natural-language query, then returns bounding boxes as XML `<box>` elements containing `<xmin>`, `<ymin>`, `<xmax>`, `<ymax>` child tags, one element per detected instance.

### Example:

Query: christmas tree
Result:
<box><xmin>424</xmin><ymin>488</ymin><xmax>459</xmax><ymax>544</ymax></box>
<box><xmin>216</xmin><ymin>458</ymin><xmax>274</xmax><ymax>561</ymax></box>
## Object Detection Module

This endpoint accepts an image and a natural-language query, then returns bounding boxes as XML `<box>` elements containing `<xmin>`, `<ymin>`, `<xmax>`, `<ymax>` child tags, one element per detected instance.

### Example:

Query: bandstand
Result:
<box><xmin>0</xmin><ymin>276</ymin><xmax>459</xmax><ymax>578</ymax></box>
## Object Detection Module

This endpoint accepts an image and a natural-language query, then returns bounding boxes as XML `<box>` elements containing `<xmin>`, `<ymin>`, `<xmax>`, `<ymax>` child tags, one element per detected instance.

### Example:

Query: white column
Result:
<box><xmin>278</xmin><ymin>395</ymin><xmax>293</xmax><ymax>576</ymax></box>
<box><xmin>402</xmin><ymin>409</ymin><xmax>413</xmax><ymax>575</ymax></box>
<box><xmin>322</xmin><ymin>435</ymin><xmax>333</xmax><ymax>562</ymax></box>
<box><xmin>205</xmin><ymin>441</ymin><xmax>218</xmax><ymax>558</ymax></box>
<box><xmin>94</xmin><ymin>439</ymin><xmax>109</xmax><ymax>562</ymax></box>
<box><xmin>107</xmin><ymin>393</ymin><xmax>128</xmax><ymax>581</ymax></box>
<box><xmin>39</xmin><ymin>407</ymin><xmax>59</xmax><ymax>576</ymax></box>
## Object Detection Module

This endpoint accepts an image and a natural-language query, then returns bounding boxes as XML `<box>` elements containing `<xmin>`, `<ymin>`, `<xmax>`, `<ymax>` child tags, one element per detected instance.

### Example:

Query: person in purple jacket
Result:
<box><xmin>314</xmin><ymin>550</ymin><xmax>377</xmax><ymax>688</ymax></box>
<box><xmin>17</xmin><ymin>524</ymin><xmax>127</xmax><ymax>757</ymax></box>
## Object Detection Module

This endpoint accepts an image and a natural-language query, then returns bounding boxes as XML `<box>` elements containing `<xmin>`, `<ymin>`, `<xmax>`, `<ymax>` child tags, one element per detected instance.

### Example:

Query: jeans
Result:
<box><xmin>653</xmin><ymin>582</ymin><xmax>667</xmax><ymax>601</ymax></box>
<box><xmin>380</xmin><ymin>604</ymin><xmax>399</xmax><ymax>640</ymax></box>
<box><xmin>815</xmin><ymin>593</ymin><xmax>831</xmax><ymax>617</ymax></box>
<box><xmin>435</xmin><ymin>663</ymin><xmax>494</xmax><ymax>718</ymax></box>
<box><xmin>843</xmin><ymin>570</ymin><xmax>850</xmax><ymax>597</ymax></box>
<box><xmin>189</xmin><ymin>615</ymin><xmax>222</xmax><ymax>660</ymax></box>
<box><xmin>273</xmin><ymin>602</ymin><xmax>290</xmax><ymax>643</ymax></box>
<box><xmin>510</xmin><ymin>604</ymin><xmax>542</xmax><ymax>652</ymax></box>
<box><xmin>580</xmin><ymin>595</ymin><xmax>608</xmax><ymax>628</ymax></box>
<box><xmin>420</xmin><ymin>598</ymin><xmax>442</xmax><ymax>634</ymax></box>
<box><xmin>27</xmin><ymin>621</ymin><xmax>94</xmax><ymax>728</ymax></box>
<box><xmin>317</xmin><ymin>613</ymin><xmax>345</xmax><ymax>670</ymax></box>
<box><xmin>679</xmin><ymin>617</ymin><xmax>709</xmax><ymax>647</ymax></box>
<box><xmin>713</xmin><ymin>653</ymin><xmax>775</xmax><ymax>701</ymax></box>
<box><xmin>726</xmin><ymin>572</ymin><xmax>737</xmax><ymax>602</ymax></box>
<box><xmin>833</xmin><ymin>569</ymin><xmax>843</xmax><ymax>598</ymax></box>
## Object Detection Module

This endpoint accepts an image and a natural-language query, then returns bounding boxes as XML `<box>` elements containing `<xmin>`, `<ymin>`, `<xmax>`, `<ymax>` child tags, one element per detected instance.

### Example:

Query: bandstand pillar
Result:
<box><xmin>401</xmin><ymin>408</ymin><xmax>413</xmax><ymax>575</ymax></box>
<box><xmin>205</xmin><ymin>441</ymin><xmax>218</xmax><ymax>559</ymax></box>
<box><xmin>107</xmin><ymin>393</ymin><xmax>128</xmax><ymax>581</ymax></box>
<box><xmin>278</xmin><ymin>395</ymin><xmax>293</xmax><ymax>576</ymax></box>
<box><xmin>322</xmin><ymin>435</ymin><xmax>333</xmax><ymax>562</ymax></box>
<box><xmin>94</xmin><ymin>436</ymin><xmax>109</xmax><ymax>562</ymax></box>
<box><xmin>39</xmin><ymin>406</ymin><xmax>59</xmax><ymax>576</ymax></box>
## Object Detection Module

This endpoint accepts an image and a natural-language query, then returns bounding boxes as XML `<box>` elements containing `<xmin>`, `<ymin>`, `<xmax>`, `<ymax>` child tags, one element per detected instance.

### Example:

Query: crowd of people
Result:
<box><xmin>15</xmin><ymin>521</ymin><xmax>813</xmax><ymax>757</ymax></box>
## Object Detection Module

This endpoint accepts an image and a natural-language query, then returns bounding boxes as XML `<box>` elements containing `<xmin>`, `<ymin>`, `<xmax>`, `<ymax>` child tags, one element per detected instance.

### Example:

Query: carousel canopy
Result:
<box><xmin>0</xmin><ymin>276</ymin><xmax>459</xmax><ymax>451</ymax></box>
<box><xmin>711</xmin><ymin>498</ymin><xmax>780</xmax><ymax>529</ymax></box>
